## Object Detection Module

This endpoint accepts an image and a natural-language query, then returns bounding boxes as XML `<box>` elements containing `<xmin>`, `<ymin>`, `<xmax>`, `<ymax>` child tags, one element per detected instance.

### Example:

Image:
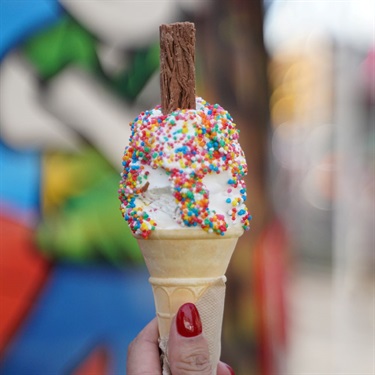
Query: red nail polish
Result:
<box><xmin>176</xmin><ymin>303</ymin><xmax>202</xmax><ymax>337</ymax></box>
<box><xmin>225</xmin><ymin>364</ymin><xmax>235</xmax><ymax>375</ymax></box>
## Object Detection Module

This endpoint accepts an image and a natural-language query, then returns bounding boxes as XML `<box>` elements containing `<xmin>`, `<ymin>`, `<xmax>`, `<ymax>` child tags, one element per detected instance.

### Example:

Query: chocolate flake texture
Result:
<box><xmin>160</xmin><ymin>22</ymin><xmax>196</xmax><ymax>114</ymax></box>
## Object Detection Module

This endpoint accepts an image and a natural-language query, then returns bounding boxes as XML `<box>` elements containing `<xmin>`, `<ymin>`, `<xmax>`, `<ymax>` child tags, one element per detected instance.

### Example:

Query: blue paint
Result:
<box><xmin>0</xmin><ymin>140</ymin><xmax>41</xmax><ymax>215</ymax></box>
<box><xmin>0</xmin><ymin>264</ymin><xmax>155</xmax><ymax>375</ymax></box>
<box><xmin>0</xmin><ymin>0</ymin><xmax>63</xmax><ymax>60</ymax></box>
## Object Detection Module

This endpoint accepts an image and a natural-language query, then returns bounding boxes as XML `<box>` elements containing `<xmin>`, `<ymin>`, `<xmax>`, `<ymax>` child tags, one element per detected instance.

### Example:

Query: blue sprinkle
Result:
<box><xmin>226</xmin><ymin>198</ymin><xmax>231</xmax><ymax>203</ymax></box>
<box><xmin>175</xmin><ymin>146</ymin><xmax>189</xmax><ymax>154</ymax></box>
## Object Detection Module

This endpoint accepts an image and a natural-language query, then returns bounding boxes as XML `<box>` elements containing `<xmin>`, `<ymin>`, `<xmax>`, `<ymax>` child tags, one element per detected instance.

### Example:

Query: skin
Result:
<box><xmin>127</xmin><ymin>318</ymin><xmax>233</xmax><ymax>375</ymax></box>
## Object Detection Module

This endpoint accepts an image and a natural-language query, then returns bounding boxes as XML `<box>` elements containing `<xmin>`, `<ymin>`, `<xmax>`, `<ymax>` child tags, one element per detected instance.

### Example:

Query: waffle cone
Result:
<box><xmin>136</xmin><ymin>226</ymin><xmax>243</xmax><ymax>374</ymax></box>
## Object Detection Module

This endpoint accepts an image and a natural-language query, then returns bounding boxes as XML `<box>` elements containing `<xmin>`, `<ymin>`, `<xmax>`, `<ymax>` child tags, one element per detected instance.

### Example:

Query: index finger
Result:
<box><xmin>127</xmin><ymin>318</ymin><xmax>161</xmax><ymax>375</ymax></box>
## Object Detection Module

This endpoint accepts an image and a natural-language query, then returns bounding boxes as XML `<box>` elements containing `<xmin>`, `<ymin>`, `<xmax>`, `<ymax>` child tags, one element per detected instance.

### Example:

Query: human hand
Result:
<box><xmin>127</xmin><ymin>302</ymin><xmax>235</xmax><ymax>375</ymax></box>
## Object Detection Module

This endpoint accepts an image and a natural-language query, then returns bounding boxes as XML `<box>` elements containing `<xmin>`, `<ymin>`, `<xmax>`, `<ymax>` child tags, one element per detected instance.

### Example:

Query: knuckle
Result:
<box><xmin>173</xmin><ymin>349</ymin><xmax>212</xmax><ymax>374</ymax></box>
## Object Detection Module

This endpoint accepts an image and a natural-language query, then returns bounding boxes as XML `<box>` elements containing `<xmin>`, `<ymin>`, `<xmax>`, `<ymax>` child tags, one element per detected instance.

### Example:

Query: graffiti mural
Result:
<box><xmin>0</xmin><ymin>1</ymin><xmax>204</xmax><ymax>374</ymax></box>
<box><xmin>1</xmin><ymin>1</ymin><xmax>286</xmax><ymax>374</ymax></box>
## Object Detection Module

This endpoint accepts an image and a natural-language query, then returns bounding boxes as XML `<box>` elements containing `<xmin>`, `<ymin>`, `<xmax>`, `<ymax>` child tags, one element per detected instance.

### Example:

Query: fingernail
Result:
<box><xmin>176</xmin><ymin>303</ymin><xmax>202</xmax><ymax>337</ymax></box>
<box><xmin>225</xmin><ymin>364</ymin><xmax>235</xmax><ymax>375</ymax></box>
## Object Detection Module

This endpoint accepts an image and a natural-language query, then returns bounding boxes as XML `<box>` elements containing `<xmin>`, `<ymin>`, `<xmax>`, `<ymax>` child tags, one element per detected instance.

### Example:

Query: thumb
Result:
<box><xmin>168</xmin><ymin>303</ymin><xmax>212</xmax><ymax>374</ymax></box>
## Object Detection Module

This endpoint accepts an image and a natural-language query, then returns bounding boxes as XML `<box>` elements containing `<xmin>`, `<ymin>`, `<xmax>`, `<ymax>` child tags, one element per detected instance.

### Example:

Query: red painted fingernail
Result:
<box><xmin>176</xmin><ymin>303</ymin><xmax>202</xmax><ymax>337</ymax></box>
<box><xmin>225</xmin><ymin>364</ymin><xmax>235</xmax><ymax>375</ymax></box>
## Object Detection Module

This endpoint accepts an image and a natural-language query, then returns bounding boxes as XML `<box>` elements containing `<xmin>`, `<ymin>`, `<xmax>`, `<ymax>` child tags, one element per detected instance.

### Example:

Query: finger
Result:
<box><xmin>217</xmin><ymin>361</ymin><xmax>235</xmax><ymax>375</ymax></box>
<box><xmin>127</xmin><ymin>317</ymin><xmax>161</xmax><ymax>375</ymax></box>
<box><xmin>168</xmin><ymin>303</ymin><xmax>212</xmax><ymax>375</ymax></box>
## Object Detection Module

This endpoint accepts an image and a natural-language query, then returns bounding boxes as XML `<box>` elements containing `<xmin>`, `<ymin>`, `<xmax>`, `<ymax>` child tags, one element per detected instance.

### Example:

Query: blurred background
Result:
<box><xmin>0</xmin><ymin>1</ymin><xmax>373</xmax><ymax>374</ymax></box>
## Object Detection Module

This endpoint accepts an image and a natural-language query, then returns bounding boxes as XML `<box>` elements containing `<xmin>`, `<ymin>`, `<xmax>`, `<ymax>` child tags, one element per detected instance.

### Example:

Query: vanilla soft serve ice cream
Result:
<box><xmin>118</xmin><ymin>97</ymin><xmax>251</xmax><ymax>239</ymax></box>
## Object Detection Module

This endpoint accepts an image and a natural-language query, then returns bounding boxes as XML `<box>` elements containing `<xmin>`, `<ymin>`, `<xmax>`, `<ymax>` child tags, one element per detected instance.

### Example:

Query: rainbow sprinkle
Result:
<box><xmin>118</xmin><ymin>97</ymin><xmax>251</xmax><ymax>238</ymax></box>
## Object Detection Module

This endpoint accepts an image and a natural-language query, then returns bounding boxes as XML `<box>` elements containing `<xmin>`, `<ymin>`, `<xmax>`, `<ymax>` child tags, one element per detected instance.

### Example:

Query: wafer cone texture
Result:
<box><xmin>136</xmin><ymin>227</ymin><xmax>243</xmax><ymax>373</ymax></box>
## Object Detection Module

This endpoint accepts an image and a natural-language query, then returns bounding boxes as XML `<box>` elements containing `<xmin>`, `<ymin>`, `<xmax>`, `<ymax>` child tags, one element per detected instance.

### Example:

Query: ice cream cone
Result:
<box><xmin>136</xmin><ymin>226</ymin><xmax>244</xmax><ymax>374</ymax></box>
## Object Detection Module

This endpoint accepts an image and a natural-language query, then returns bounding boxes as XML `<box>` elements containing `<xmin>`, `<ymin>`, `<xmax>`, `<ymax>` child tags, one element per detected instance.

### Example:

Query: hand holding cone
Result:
<box><xmin>137</xmin><ymin>227</ymin><xmax>243</xmax><ymax>374</ymax></box>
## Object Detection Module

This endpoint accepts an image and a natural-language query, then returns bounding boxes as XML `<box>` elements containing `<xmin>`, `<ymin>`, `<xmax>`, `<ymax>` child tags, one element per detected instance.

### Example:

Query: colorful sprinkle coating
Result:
<box><xmin>118</xmin><ymin>97</ymin><xmax>251</xmax><ymax>238</ymax></box>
